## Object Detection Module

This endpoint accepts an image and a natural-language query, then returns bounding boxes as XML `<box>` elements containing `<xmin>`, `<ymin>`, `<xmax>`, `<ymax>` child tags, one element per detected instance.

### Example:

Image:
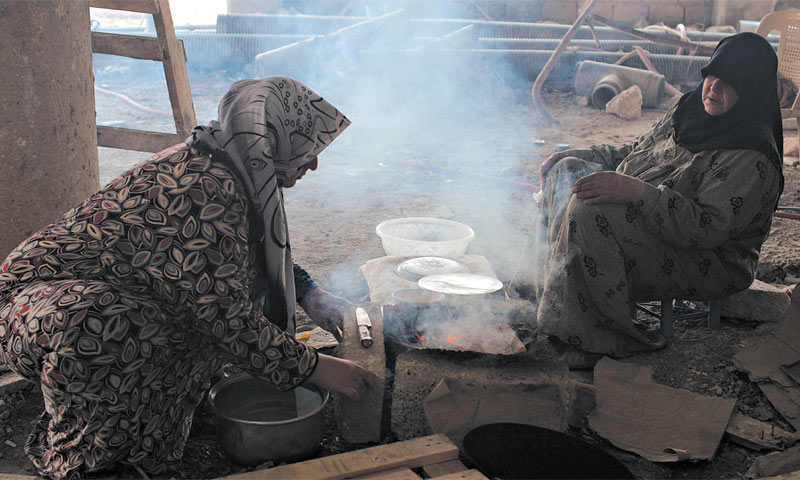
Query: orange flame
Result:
<box><xmin>415</xmin><ymin>333</ymin><xmax>427</xmax><ymax>343</ymax></box>
<box><xmin>446</xmin><ymin>333</ymin><xmax>468</xmax><ymax>343</ymax></box>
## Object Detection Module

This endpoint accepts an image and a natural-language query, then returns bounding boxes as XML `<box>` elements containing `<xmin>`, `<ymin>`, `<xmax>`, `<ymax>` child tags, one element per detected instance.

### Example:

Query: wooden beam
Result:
<box><xmin>436</xmin><ymin>471</ymin><xmax>487</xmax><ymax>480</ymax></box>
<box><xmin>221</xmin><ymin>434</ymin><xmax>459</xmax><ymax>480</ymax></box>
<box><xmin>89</xmin><ymin>0</ymin><xmax>157</xmax><ymax>14</ymax></box>
<box><xmin>352</xmin><ymin>467</ymin><xmax>421</xmax><ymax>480</ymax></box>
<box><xmin>97</xmin><ymin>126</ymin><xmax>179</xmax><ymax>153</ymax></box>
<box><xmin>151</xmin><ymin>0</ymin><xmax>197</xmax><ymax>139</ymax></box>
<box><xmin>420</xmin><ymin>459</ymin><xmax>468</xmax><ymax>478</ymax></box>
<box><xmin>91</xmin><ymin>32</ymin><xmax>163</xmax><ymax>61</ymax></box>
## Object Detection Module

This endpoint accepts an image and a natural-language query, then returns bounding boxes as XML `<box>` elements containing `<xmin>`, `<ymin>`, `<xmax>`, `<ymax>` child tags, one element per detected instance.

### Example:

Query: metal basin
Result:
<box><xmin>208</xmin><ymin>373</ymin><xmax>329</xmax><ymax>466</ymax></box>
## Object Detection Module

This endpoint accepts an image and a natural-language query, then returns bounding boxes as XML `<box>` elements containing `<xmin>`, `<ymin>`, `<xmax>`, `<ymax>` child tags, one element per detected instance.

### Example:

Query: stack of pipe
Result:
<box><xmin>216</xmin><ymin>14</ymin><xmax>779</xmax><ymax>42</ymax></box>
<box><xmin>94</xmin><ymin>13</ymin><xmax>780</xmax><ymax>87</ymax></box>
<box><xmin>216</xmin><ymin>13</ymin><xmax>364</xmax><ymax>35</ymax></box>
<box><xmin>218</xmin><ymin>14</ymin><xmax>778</xmax><ymax>87</ymax></box>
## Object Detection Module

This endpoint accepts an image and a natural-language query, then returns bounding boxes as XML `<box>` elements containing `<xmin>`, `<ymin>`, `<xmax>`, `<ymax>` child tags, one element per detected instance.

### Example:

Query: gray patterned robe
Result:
<box><xmin>536</xmin><ymin>104</ymin><xmax>782</xmax><ymax>356</ymax></box>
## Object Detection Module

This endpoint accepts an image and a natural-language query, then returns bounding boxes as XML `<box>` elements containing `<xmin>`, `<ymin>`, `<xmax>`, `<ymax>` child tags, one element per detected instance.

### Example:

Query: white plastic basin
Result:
<box><xmin>375</xmin><ymin>217</ymin><xmax>474</xmax><ymax>257</ymax></box>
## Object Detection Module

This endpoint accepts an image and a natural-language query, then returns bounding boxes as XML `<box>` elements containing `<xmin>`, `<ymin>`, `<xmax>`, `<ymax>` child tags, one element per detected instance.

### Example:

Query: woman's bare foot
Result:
<box><xmin>559</xmin><ymin>349</ymin><xmax>604</xmax><ymax>371</ymax></box>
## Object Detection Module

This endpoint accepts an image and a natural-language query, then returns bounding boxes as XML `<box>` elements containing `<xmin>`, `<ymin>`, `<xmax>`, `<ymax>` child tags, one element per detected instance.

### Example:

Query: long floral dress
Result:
<box><xmin>535</xmin><ymin>105</ymin><xmax>782</xmax><ymax>356</ymax></box>
<box><xmin>0</xmin><ymin>143</ymin><xmax>318</xmax><ymax>479</ymax></box>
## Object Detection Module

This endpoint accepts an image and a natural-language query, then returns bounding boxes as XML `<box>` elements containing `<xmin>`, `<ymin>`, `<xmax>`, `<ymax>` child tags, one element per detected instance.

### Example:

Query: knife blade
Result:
<box><xmin>356</xmin><ymin>307</ymin><xmax>372</xmax><ymax>327</ymax></box>
<box><xmin>355</xmin><ymin>307</ymin><xmax>373</xmax><ymax>348</ymax></box>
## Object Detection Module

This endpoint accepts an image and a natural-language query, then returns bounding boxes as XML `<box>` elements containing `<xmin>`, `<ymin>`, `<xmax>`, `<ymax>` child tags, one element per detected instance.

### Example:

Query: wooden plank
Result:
<box><xmin>759</xmin><ymin>470</ymin><xmax>800</xmax><ymax>480</ymax></box>
<box><xmin>97</xmin><ymin>126</ymin><xmax>179</xmax><ymax>153</ymax></box>
<box><xmin>221</xmin><ymin>434</ymin><xmax>459</xmax><ymax>480</ymax></box>
<box><xmin>746</xmin><ymin>444</ymin><xmax>800</xmax><ymax>478</ymax></box>
<box><xmin>436</xmin><ymin>470</ymin><xmax>487</xmax><ymax>480</ymax></box>
<box><xmin>0</xmin><ymin>372</ymin><xmax>29</xmax><ymax>396</ymax></box>
<box><xmin>89</xmin><ymin>0</ymin><xmax>157</xmax><ymax>14</ymax></box>
<box><xmin>152</xmin><ymin>0</ymin><xmax>197</xmax><ymax>139</ymax></box>
<box><xmin>725</xmin><ymin>411</ymin><xmax>800</xmax><ymax>451</ymax></box>
<box><xmin>91</xmin><ymin>32</ymin><xmax>163</xmax><ymax>61</ymax></box>
<box><xmin>420</xmin><ymin>459</ymin><xmax>467</xmax><ymax>478</ymax></box>
<box><xmin>351</xmin><ymin>467</ymin><xmax>421</xmax><ymax>480</ymax></box>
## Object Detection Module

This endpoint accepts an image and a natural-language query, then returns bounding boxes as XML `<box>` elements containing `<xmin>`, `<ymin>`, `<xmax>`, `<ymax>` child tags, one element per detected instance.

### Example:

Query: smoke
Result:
<box><xmin>241</xmin><ymin>7</ymin><xmax>545</xmax><ymax>294</ymax></box>
<box><xmin>412</xmin><ymin>299</ymin><xmax>526</xmax><ymax>354</ymax></box>
<box><xmin>92</xmin><ymin>4</ymin><xmax>569</xmax><ymax>326</ymax></box>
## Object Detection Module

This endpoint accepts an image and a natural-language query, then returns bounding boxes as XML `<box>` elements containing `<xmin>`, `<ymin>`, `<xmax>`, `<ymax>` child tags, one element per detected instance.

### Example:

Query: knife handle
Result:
<box><xmin>359</xmin><ymin>325</ymin><xmax>373</xmax><ymax>348</ymax></box>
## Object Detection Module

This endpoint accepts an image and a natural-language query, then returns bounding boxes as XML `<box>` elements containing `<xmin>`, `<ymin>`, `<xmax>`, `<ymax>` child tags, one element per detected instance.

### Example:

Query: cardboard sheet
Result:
<box><xmin>588</xmin><ymin>358</ymin><xmax>736</xmax><ymax>462</ymax></box>
<box><xmin>359</xmin><ymin>255</ymin><xmax>499</xmax><ymax>306</ymax></box>
<box><xmin>733</xmin><ymin>284</ymin><xmax>800</xmax><ymax>430</ymax></box>
<box><xmin>423</xmin><ymin>377</ymin><xmax>568</xmax><ymax>448</ymax></box>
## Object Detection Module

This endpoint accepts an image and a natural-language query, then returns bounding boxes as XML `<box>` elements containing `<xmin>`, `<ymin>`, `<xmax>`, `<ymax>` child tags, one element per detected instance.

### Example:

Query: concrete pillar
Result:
<box><xmin>0</xmin><ymin>1</ymin><xmax>99</xmax><ymax>259</ymax></box>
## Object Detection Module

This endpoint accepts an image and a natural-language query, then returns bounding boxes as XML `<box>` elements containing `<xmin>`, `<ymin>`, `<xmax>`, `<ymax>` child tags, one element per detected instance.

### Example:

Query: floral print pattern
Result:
<box><xmin>0</xmin><ymin>145</ymin><xmax>318</xmax><ymax>479</ymax></box>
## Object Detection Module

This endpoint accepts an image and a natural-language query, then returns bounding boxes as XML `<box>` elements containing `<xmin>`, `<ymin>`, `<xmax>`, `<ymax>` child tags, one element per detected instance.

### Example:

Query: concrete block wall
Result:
<box><xmin>712</xmin><ymin>0</ymin><xmax>775</xmax><ymax>26</ymax></box>
<box><xmin>493</xmin><ymin>0</ymin><xmax>770</xmax><ymax>27</ymax></box>
<box><xmin>268</xmin><ymin>0</ymin><xmax>779</xmax><ymax>28</ymax></box>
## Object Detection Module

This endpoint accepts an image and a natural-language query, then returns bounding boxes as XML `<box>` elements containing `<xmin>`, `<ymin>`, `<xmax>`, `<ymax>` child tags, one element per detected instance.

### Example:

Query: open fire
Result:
<box><xmin>382</xmin><ymin>302</ymin><xmax>530</xmax><ymax>356</ymax></box>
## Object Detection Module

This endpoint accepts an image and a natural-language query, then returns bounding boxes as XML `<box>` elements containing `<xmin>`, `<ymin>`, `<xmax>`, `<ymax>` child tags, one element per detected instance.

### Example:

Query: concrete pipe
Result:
<box><xmin>0</xmin><ymin>0</ymin><xmax>99</xmax><ymax>258</ymax></box>
<box><xmin>573</xmin><ymin>60</ymin><xmax>665</xmax><ymax>108</ymax></box>
<box><xmin>591</xmin><ymin>74</ymin><xmax>625</xmax><ymax>109</ymax></box>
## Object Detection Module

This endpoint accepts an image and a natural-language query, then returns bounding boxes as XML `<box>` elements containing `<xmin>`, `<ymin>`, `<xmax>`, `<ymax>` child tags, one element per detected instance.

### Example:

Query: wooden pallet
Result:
<box><xmin>219</xmin><ymin>434</ymin><xmax>487</xmax><ymax>480</ymax></box>
<box><xmin>90</xmin><ymin>0</ymin><xmax>196</xmax><ymax>152</ymax></box>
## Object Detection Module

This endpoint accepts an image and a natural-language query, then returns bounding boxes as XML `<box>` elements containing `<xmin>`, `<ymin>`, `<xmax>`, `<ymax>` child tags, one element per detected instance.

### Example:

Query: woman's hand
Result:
<box><xmin>307</xmin><ymin>354</ymin><xmax>379</xmax><ymax>400</ymax></box>
<box><xmin>572</xmin><ymin>171</ymin><xmax>646</xmax><ymax>204</ymax></box>
<box><xmin>539</xmin><ymin>149</ymin><xmax>578</xmax><ymax>188</ymax></box>
<box><xmin>299</xmin><ymin>288</ymin><xmax>350</xmax><ymax>342</ymax></box>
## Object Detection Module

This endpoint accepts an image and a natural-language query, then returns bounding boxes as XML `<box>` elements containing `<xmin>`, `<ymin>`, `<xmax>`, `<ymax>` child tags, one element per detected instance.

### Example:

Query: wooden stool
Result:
<box><xmin>630</xmin><ymin>299</ymin><xmax>722</xmax><ymax>337</ymax></box>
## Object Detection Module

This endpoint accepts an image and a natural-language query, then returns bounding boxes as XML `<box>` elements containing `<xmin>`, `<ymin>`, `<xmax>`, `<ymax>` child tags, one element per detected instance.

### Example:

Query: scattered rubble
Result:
<box><xmin>605</xmin><ymin>85</ymin><xmax>643</xmax><ymax>119</ymax></box>
<box><xmin>722</xmin><ymin>279</ymin><xmax>792</xmax><ymax>323</ymax></box>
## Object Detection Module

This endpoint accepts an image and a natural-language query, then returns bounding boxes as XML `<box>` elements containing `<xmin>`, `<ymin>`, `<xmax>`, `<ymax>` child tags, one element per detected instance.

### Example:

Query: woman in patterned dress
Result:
<box><xmin>0</xmin><ymin>76</ymin><xmax>376</xmax><ymax>478</ymax></box>
<box><xmin>533</xmin><ymin>33</ymin><xmax>784</xmax><ymax>369</ymax></box>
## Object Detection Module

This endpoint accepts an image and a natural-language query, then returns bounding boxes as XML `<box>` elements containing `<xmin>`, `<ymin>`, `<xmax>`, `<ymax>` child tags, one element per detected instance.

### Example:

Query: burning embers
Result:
<box><xmin>382</xmin><ymin>302</ymin><xmax>528</xmax><ymax>356</ymax></box>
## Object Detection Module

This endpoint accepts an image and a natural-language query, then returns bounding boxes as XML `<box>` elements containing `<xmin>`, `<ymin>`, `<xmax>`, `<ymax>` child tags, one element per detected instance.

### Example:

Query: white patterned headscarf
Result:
<box><xmin>189</xmin><ymin>77</ymin><xmax>350</xmax><ymax>331</ymax></box>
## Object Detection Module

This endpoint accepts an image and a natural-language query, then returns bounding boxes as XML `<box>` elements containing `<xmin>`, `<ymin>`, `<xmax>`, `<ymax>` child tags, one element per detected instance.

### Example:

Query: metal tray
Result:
<box><xmin>418</xmin><ymin>273</ymin><xmax>503</xmax><ymax>295</ymax></box>
<box><xmin>396</xmin><ymin>256</ymin><xmax>468</xmax><ymax>279</ymax></box>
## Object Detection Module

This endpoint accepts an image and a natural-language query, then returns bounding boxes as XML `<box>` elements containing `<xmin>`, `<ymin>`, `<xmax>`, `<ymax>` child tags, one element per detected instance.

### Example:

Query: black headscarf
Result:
<box><xmin>671</xmin><ymin>32</ymin><xmax>783</xmax><ymax>207</ymax></box>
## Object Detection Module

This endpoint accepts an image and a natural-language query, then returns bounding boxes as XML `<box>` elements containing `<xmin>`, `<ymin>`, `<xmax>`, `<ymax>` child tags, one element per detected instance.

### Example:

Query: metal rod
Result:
<box><xmin>591</xmin><ymin>14</ymin><xmax>716</xmax><ymax>56</ymax></box>
<box><xmin>531</xmin><ymin>0</ymin><xmax>599</xmax><ymax>124</ymax></box>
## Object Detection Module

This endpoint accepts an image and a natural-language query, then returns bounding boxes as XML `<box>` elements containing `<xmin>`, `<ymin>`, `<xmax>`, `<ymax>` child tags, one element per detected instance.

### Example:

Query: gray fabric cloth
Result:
<box><xmin>189</xmin><ymin>77</ymin><xmax>350</xmax><ymax>332</ymax></box>
<box><xmin>535</xmin><ymin>104</ymin><xmax>782</xmax><ymax>357</ymax></box>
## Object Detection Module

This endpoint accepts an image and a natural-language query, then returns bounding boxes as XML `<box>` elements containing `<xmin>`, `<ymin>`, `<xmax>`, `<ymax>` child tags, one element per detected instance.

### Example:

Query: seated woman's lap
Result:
<box><xmin>565</xmin><ymin>196</ymin><xmax>750</xmax><ymax>301</ymax></box>
<box><xmin>541</xmin><ymin>157</ymin><xmax>604</xmax><ymax>244</ymax></box>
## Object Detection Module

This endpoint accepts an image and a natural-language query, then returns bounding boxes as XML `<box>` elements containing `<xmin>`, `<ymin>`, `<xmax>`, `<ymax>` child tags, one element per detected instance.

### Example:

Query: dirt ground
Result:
<box><xmin>2</xmin><ymin>67</ymin><xmax>800</xmax><ymax>479</ymax></box>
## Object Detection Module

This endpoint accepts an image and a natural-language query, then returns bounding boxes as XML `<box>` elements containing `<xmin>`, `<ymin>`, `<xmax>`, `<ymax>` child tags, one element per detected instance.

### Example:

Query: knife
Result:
<box><xmin>356</xmin><ymin>307</ymin><xmax>373</xmax><ymax>348</ymax></box>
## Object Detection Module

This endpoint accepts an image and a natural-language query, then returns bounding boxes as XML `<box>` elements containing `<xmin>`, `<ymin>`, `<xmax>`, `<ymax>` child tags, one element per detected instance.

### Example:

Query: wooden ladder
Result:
<box><xmin>90</xmin><ymin>0</ymin><xmax>197</xmax><ymax>153</ymax></box>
